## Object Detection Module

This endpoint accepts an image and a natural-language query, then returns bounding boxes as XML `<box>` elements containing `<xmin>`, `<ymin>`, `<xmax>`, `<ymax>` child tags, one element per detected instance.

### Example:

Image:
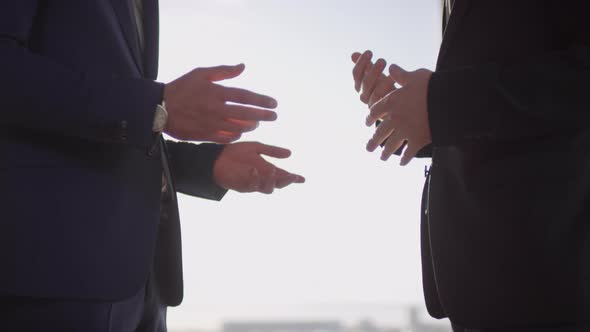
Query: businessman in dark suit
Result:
<box><xmin>0</xmin><ymin>0</ymin><xmax>304</xmax><ymax>331</ymax></box>
<box><xmin>352</xmin><ymin>0</ymin><xmax>590</xmax><ymax>331</ymax></box>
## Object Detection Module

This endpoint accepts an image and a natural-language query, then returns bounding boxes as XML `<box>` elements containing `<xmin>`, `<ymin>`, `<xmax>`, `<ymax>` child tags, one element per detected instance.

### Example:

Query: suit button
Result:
<box><xmin>120</xmin><ymin>120</ymin><xmax>128</xmax><ymax>142</ymax></box>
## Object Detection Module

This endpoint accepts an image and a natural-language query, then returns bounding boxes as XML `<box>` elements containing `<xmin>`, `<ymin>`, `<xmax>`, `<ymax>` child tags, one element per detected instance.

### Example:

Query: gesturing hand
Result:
<box><xmin>366</xmin><ymin>64</ymin><xmax>433</xmax><ymax>166</ymax></box>
<box><xmin>351</xmin><ymin>50</ymin><xmax>396</xmax><ymax>108</ymax></box>
<box><xmin>164</xmin><ymin>64</ymin><xmax>278</xmax><ymax>143</ymax></box>
<box><xmin>213</xmin><ymin>142</ymin><xmax>306</xmax><ymax>194</ymax></box>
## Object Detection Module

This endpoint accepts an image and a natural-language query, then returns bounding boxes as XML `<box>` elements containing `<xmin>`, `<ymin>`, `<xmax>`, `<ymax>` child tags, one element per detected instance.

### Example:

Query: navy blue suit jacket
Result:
<box><xmin>0</xmin><ymin>0</ymin><xmax>226</xmax><ymax>306</ymax></box>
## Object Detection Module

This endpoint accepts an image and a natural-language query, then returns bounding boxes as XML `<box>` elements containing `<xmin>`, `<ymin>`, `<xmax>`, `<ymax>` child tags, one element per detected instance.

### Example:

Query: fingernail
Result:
<box><xmin>366</xmin><ymin>141</ymin><xmax>375</xmax><ymax>152</ymax></box>
<box><xmin>366</xmin><ymin>116</ymin><xmax>374</xmax><ymax>126</ymax></box>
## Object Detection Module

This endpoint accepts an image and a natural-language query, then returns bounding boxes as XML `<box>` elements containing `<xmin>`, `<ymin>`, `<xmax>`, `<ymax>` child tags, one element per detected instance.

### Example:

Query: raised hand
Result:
<box><xmin>163</xmin><ymin>64</ymin><xmax>278</xmax><ymax>143</ymax></box>
<box><xmin>366</xmin><ymin>64</ymin><xmax>433</xmax><ymax>166</ymax></box>
<box><xmin>213</xmin><ymin>141</ymin><xmax>305</xmax><ymax>194</ymax></box>
<box><xmin>351</xmin><ymin>50</ymin><xmax>396</xmax><ymax>108</ymax></box>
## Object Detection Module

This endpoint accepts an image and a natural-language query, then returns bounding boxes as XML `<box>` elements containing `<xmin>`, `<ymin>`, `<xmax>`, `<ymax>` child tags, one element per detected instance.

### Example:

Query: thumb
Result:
<box><xmin>389</xmin><ymin>64</ymin><xmax>409</xmax><ymax>86</ymax></box>
<box><xmin>199</xmin><ymin>63</ymin><xmax>246</xmax><ymax>82</ymax></box>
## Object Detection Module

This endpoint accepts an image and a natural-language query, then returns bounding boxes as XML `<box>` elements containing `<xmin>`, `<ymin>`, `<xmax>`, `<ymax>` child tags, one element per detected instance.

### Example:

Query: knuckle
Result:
<box><xmin>360</xmin><ymin>93</ymin><xmax>369</xmax><ymax>104</ymax></box>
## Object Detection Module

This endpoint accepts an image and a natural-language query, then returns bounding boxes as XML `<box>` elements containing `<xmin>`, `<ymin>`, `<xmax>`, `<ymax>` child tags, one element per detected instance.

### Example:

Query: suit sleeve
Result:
<box><xmin>166</xmin><ymin>140</ymin><xmax>228</xmax><ymax>201</ymax></box>
<box><xmin>0</xmin><ymin>1</ymin><xmax>162</xmax><ymax>149</ymax></box>
<box><xmin>427</xmin><ymin>4</ymin><xmax>590</xmax><ymax>146</ymax></box>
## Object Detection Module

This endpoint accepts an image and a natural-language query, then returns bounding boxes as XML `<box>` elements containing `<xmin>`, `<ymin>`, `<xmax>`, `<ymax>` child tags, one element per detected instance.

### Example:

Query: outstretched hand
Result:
<box><xmin>164</xmin><ymin>64</ymin><xmax>278</xmax><ymax>144</ymax></box>
<box><xmin>213</xmin><ymin>141</ymin><xmax>305</xmax><ymax>194</ymax></box>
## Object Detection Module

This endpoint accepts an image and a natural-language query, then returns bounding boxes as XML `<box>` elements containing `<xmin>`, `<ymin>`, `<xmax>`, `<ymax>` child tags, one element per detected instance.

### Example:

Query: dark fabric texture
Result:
<box><xmin>421</xmin><ymin>0</ymin><xmax>590</xmax><ymax>328</ymax></box>
<box><xmin>452</xmin><ymin>322</ymin><xmax>590</xmax><ymax>332</ymax></box>
<box><xmin>0</xmin><ymin>0</ymin><xmax>225</xmax><ymax>307</ymax></box>
<box><xmin>0</xmin><ymin>270</ymin><xmax>167</xmax><ymax>332</ymax></box>
<box><xmin>167</xmin><ymin>141</ymin><xmax>228</xmax><ymax>201</ymax></box>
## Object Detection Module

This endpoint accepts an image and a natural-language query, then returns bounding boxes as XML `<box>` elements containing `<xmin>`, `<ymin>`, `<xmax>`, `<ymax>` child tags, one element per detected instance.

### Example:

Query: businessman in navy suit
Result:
<box><xmin>0</xmin><ymin>0</ymin><xmax>304</xmax><ymax>330</ymax></box>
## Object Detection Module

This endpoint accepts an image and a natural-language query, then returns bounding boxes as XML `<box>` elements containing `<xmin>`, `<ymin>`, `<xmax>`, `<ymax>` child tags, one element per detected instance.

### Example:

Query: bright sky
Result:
<box><xmin>157</xmin><ymin>1</ymin><xmax>443</xmax><ymax>329</ymax></box>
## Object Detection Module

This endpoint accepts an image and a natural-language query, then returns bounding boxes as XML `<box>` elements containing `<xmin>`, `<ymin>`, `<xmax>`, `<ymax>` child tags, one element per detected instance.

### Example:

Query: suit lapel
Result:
<box><xmin>109</xmin><ymin>0</ymin><xmax>144</xmax><ymax>75</ymax></box>
<box><xmin>437</xmin><ymin>0</ymin><xmax>471</xmax><ymax>65</ymax></box>
<box><xmin>143</xmin><ymin>0</ymin><xmax>160</xmax><ymax>80</ymax></box>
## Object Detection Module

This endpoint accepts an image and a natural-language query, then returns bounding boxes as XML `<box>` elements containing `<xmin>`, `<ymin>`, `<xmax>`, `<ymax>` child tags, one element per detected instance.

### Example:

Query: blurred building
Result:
<box><xmin>223</xmin><ymin>321</ymin><xmax>343</xmax><ymax>332</ymax></box>
<box><xmin>171</xmin><ymin>305</ymin><xmax>451</xmax><ymax>332</ymax></box>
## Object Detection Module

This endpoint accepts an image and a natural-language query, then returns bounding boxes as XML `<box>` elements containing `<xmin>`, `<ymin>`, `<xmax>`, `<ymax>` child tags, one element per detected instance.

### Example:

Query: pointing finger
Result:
<box><xmin>256</xmin><ymin>143</ymin><xmax>292</xmax><ymax>159</ymax></box>
<box><xmin>352</xmin><ymin>50</ymin><xmax>373</xmax><ymax>92</ymax></box>
<box><xmin>275</xmin><ymin>170</ymin><xmax>306</xmax><ymax>188</ymax></box>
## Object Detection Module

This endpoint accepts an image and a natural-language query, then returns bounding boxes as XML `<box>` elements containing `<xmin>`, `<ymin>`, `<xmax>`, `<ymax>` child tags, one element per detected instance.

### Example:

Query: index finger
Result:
<box><xmin>221</xmin><ymin>87</ymin><xmax>278</xmax><ymax>109</ymax></box>
<box><xmin>352</xmin><ymin>50</ymin><xmax>373</xmax><ymax>92</ymax></box>
<box><xmin>275</xmin><ymin>168</ymin><xmax>306</xmax><ymax>188</ymax></box>
<box><xmin>256</xmin><ymin>143</ymin><xmax>292</xmax><ymax>159</ymax></box>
